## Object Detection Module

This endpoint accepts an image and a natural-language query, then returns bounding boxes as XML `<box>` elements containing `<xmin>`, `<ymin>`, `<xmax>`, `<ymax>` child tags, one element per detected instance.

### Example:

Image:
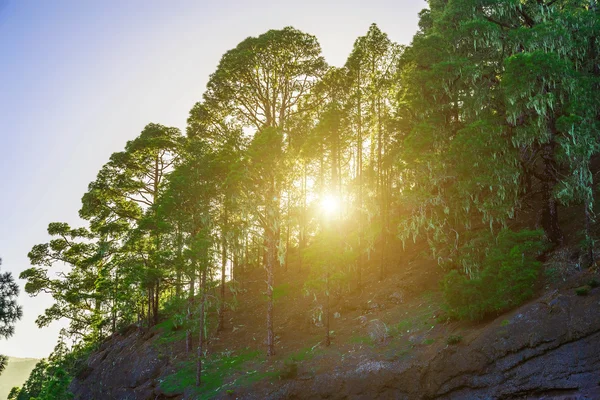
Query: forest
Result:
<box><xmin>6</xmin><ymin>0</ymin><xmax>600</xmax><ymax>398</ymax></box>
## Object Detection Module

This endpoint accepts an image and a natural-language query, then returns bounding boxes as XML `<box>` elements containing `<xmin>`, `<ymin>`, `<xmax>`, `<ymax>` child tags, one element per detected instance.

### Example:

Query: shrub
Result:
<box><xmin>588</xmin><ymin>278</ymin><xmax>599</xmax><ymax>288</ymax></box>
<box><xmin>446</xmin><ymin>334</ymin><xmax>462</xmax><ymax>345</ymax></box>
<box><xmin>575</xmin><ymin>286</ymin><xmax>590</xmax><ymax>296</ymax></box>
<box><xmin>278</xmin><ymin>361</ymin><xmax>298</xmax><ymax>380</ymax></box>
<box><xmin>442</xmin><ymin>229</ymin><xmax>548</xmax><ymax>321</ymax></box>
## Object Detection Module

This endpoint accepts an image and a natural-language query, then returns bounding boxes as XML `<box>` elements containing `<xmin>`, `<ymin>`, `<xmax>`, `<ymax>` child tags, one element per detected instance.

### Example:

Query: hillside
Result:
<box><xmin>8</xmin><ymin>1</ymin><xmax>600</xmax><ymax>399</ymax></box>
<box><xmin>68</xmin><ymin>237</ymin><xmax>600</xmax><ymax>399</ymax></box>
<box><xmin>0</xmin><ymin>358</ymin><xmax>39</xmax><ymax>400</ymax></box>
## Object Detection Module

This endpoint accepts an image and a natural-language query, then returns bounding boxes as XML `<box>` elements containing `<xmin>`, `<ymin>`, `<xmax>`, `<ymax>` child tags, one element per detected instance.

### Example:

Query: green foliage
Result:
<box><xmin>20</xmin><ymin>7</ymin><xmax>600</xmax><ymax>395</ymax></box>
<box><xmin>160</xmin><ymin>349</ymin><xmax>263</xmax><ymax>398</ymax></box>
<box><xmin>13</xmin><ymin>336</ymin><xmax>97</xmax><ymax>400</ymax></box>
<box><xmin>442</xmin><ymin>229</ymin><xmax>548</xmax><ymax>321</ymax></box>
<box><xmin>0</xmin><ymin>258</ymin><xmax>22</xmax><ymax>375</ymax></box>
<box><xmin>575</xmin><ymin>286</ymin><xmax>590</xmax><ymax>296</ymax></box>
<box><xmin>349</xmin><ymin>335</ymin><xmax>375</xmax><ymax>347</ymax></box>
<box><xmin>272</xmin><ymin>284</ymin><xmax>290</xmax><ymax>303</ymax></box>
<box><xmin>277</xmin><ymin>360</ymin><xmax>298</xmax><ymax>380</ymax></box>
<box><xmin>446</xmin><ymin>335</ymin><xmax>462</xmax><ymax>345</ymax></box>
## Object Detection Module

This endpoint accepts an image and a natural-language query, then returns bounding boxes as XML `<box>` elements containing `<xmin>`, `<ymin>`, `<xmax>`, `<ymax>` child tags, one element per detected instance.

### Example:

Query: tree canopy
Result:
<box><xmin>16</xmin><ymin>6</ymin><xmax>600</xmax><ymax>394</ymax></box>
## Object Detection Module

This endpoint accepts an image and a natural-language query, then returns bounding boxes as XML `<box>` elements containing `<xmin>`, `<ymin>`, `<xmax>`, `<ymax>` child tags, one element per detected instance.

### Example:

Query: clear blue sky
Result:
<box><xmin>0</xmin><ymin>0</ymin><xmax>423</xmax><ymax>358</ymax></box>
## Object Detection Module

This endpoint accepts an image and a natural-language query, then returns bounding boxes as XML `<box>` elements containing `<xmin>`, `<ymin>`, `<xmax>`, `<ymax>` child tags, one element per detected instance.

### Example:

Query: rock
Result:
<box><xmin>69</xmin><ymin>326</ymin><xmax>169</xmax><ymax>400</ymax></box>
<box><xmin>365</xmin><ymin>301</ymin><xmax>386</xmax><ymax>312</ymax></box>
<box><xmin>239</xmin><ymin>285</ymin><xmax>600</xmax><ymax>399</ymax></box>
<box><xmin>367</xmin><ymin>319</ymin><xmax>388</xmax><ymax>343</ymax></box>
<box><xmin>388</xmin><ymin>291</ymin><xmax>404</xmax><ymax>304</ymax></box>
<box><xmin>355</xmin><ymin>360</ymin><xmax>392</xmax><ymax>374</ymax></box>
<box><xmin>340</xmin><ymin>300</ymin><xmax>357</xmax><ymax>312</ymax></box>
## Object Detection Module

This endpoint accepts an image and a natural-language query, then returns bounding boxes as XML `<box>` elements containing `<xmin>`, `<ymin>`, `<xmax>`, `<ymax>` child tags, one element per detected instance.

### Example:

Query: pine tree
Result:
<box><xmin>0</xmin><ymin>258</ymin><xmax>22</xmax><ymax>374</ymax></box>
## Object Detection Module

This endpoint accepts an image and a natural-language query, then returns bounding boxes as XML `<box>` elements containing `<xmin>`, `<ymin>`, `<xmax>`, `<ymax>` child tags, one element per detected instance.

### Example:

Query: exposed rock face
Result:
<box><xmin>71</xmin><ymin>285</ymin><xmax>600</xmax><ymax>400</ymax></box>
<box><xmin>70</xmin><ymin>326</ymin><xmax>175</xmax><ymax>400</ymax></box>
<box><xmin>240</xmin><ymin>287</ymin><xmax>600</xmax><ymax>400</ymax></box>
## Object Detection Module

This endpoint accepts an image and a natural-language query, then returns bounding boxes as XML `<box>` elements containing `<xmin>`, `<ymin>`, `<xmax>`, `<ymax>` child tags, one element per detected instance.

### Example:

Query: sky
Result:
<box><xmin>0</xmin><ymin>0</ymin><xmax>424</xmax><ymax>359</ymax></box>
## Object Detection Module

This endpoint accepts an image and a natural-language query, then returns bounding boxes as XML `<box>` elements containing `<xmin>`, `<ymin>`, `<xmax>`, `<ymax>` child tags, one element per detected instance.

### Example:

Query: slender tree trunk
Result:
<box><xmin>147</xmin><ymin>286</ymin><xmax>153</xmax><ymax>328</ymax></box>
<box><xmin>243</xmin><ymin>234</ymin><xmax>248</xmax><ymax>278</ymax></box>
<box><xmin>218</xmin><ymin>208</ymin><xmax>228</xmax><ymax>332</ymax></box>
<box><xmin>151</xmin><ymin>153</ymin><xmax>161</xmax><ymax>327</ymax></box>
<box><xmin>325</xmin><ymin>272</ymin><xmax>330</xmax><ymax>347</ymax></box>
<box><xmin>357</xmin><ymin>73</ymin><xmax>363</xmax><ymax>288</ymax></box>
<box><xmin>377</xmin><ymin>96</ymin><xmax>385</xmax><ymax>281</ymax></box>
<box><xmin>585</xmin><ymin>196</ymin><xmax>595</xmax><ymax>266</ymax></box>
<box><xmin>299</xmin><ymin>163</ymin><xmax>307</xmax><ymax>271</ymax></box>
<box><xmin>196</xmin><ymin>268</ymin><xmax>207</xmax><ymax>386</ymax></box>
<box><xmin>175</xmin><ymin>227</ymin><xmax>183</xmax><ymax>299</ymax></box>
<box><xmin>112</xmin><ymin>267</ymin><xmax>118</xmax><ymax>334</ymax></box>
<box><xmin>186</xmin><ymin>263</ymin><xmax>196</xmax><ymax>354</ymax></box>
<box><xmin>266</xmin><ymin>181</ymin><xmax>277</xmax><ymax>357</ymax></box>
<box><xmin>540</xmin><ymin>126</ymin><xmax>563</xmax><ymax>245</ymax></box>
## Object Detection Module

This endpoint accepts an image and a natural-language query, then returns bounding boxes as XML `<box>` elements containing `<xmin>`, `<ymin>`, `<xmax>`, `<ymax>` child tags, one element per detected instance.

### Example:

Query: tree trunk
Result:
<box><xmin>196</xmin><ymin>268</ymin><xmax>207</xmax><ymax>386</ymax></box>
<box><xmin>175</xmin><ymin>228</ymin><xmax>183</xmax><ymax>299</ymax></box>
<box><xmin>112</xmin><ymin>267</ymin><xmax>118</xmax><ymax>334</ymax></box>
<box><xmin>186</xmin><ymin>263</ymin><xmax>196</xmax><ymax>354</ymax></box>
<box><xmin>325</xmin><ymin>272</ymin><xmax>331</xmax><ymax>347</ymax></box>
<box><xmin>147</xmin><ymin>286</ymin><xmax>153</xmax><ymax>328</ymax></box>
<box><xmin>265</xmin><ymin>183</ymin><xmax>277</xmax><ymax>357</ymax></box>
<box><xmin>266</xmin><ymin>230</ymin><xmax>276</xmax><ymax>356</ymax></box>
<box><xmin>357</xmin><ymin>76</ymin><xmax>363</xmax><ymax>289</ymax></box>
<box><xmin>585</xmin><ymin>196</ymin><xmax>595</xmax><ymax>266</ymax></box>
<box><xmin>218</xmin><ymin>208</ymin><xmax>228</xmax><ymax>333</ymax></box>
<box><xmin>299</xmin><ymin>164</ymin><xmax>307</xmax><ymax>271</ymax></box>
<box><xmin>153</xmin><ymin>279</ymin><xmax>160</xmax><ymax>326</ymax></box>
<box><xmin>377</xmin><ymin>96</ymin><xmax>385</xmax><ymax>281</ymax></box>
<box><xmin>540</xmin><ymin>131</ymin><xmax>563</xmax><ymax>245</ymax></box>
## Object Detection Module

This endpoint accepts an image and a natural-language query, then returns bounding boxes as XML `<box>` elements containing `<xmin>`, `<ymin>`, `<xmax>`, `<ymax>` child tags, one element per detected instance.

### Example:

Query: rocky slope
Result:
<box><xmin>70</xmin><ymin>271</ymin><xmax>600</xmax><ymax>400</ymax></box>
<box><xmin>252</xmin><ymin>285</ymin><xmax>600</xmax><ymax>399</ymax></box>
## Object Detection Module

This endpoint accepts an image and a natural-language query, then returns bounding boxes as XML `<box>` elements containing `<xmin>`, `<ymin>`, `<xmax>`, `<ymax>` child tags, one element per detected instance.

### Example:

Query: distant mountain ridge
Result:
<box><xmin>0</xmin><ymin>357</ymin><xmax>39</xmax><ymax>400</ymax></box>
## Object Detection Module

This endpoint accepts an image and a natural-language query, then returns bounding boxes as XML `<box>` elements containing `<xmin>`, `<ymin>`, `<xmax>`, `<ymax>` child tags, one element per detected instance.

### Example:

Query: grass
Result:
<box><xmin>160</xmin><ymin>345</ymin><xmax>325</xmax><ymax>398</ymax></box>
<box><xmin>160</xmin><ymin>348</ymin><xmax>264</xmax><ymax>399</ymax></box>
<box><xmin>285</xmin><ymin>345</ymin><xmax>321</xmax><ymax>363</ymax></box>
<box><xmin>349</xmin><ymin>334</ymin><xmax>375</xmax><ymax>347</ymax></box>
<box><xmin>390</xmin><ymin>319</ymin><xmax>412</xmax><ymax>337</ymax></box>
<box><xmin>155</xmin><ymin>316</ymin><xmax>195</xmax><ymax>347</ymax></box>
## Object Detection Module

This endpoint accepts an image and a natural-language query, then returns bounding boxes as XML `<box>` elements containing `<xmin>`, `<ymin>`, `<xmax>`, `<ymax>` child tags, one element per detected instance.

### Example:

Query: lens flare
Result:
<box><xmin>320</xmin><ymin>194</ymin><xmax>339</xmax><ymax>216</ymax></box>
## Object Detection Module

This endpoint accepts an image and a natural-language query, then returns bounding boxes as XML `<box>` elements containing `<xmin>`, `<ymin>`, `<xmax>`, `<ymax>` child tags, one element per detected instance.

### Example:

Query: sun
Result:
<box><xmin>320</xmin><ymin>194</ymin><xmax>339</xmax><ymax>217</ymax></box>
